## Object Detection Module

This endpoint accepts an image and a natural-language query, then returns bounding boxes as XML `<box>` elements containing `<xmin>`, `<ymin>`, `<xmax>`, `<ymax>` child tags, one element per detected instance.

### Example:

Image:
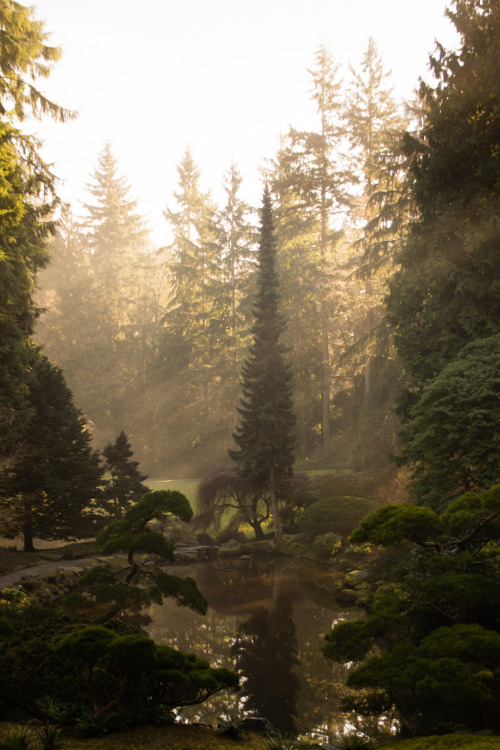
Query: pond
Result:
<box><xmin>143</xmin><ymin>557</ymin><xmax>362</xmax><ymax>740</ymax></box>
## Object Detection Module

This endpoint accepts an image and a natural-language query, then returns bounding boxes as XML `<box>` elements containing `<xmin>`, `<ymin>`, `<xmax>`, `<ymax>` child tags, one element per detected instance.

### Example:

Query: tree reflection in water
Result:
<box><xmin>144</xmin><ymin>559</ymin><xmax>358</xmax><ymax>739</ymax></box>
<box><xmin>231</xmin><ymin>570</ymin><xmax>299</xmax><ymax>734</ymax></box>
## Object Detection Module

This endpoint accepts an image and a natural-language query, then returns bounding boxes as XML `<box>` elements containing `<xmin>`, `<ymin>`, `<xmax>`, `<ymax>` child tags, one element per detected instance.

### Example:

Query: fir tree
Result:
<box><xmin>270</xmin><ymin>45</ymin><xmax>354</xmax><ymax>457</ymax></box>
<box><xmin>0</xmin><ymin>0</ymin><xmax>71</xmax><ymax>473</ymax></box>
<box><xmin>0</xmin><ymin>349</ymin><xmax>103</xmax><ymax>551</ymax></box>
<box><xmin>386</xmin><ymin>0</ymin><xmax>500</xmax><ymax>505</ymax></box>
<box><xmin>100</xmin><ymin>430</ymin><xmax>150</xmax><ymax>519</ymax></box>
<box><xmin>229</xmin><ymin>187</ymin><xmax>295</xmax><ymax>541</ymax></box>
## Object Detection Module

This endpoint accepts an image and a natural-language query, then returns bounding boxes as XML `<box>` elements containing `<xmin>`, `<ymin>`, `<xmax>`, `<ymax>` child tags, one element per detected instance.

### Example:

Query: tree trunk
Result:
<box><xmin>23</xmin><ymin>501</ymin><xmax>35</xmax><ymax>552</ymax></box>
<box><xmin>250</xmin><ymin>520</ymin><xmax>265</xmax><ymax>540</ymax></box>
<box><xmin>321</xmin><ymin>307</ymin><xmax>331</xmax><ymax>456</ymax></box>
<box><xmin>269</xmin><ymin>466</ymin><xmax>283</xmax><ymax>542</ymax></box>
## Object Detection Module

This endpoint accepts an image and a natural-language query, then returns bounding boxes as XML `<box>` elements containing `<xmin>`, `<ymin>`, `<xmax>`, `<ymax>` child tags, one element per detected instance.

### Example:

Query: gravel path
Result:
<box><xmin>0</xmin><ymin>557</ymin><xmax>100</xmax><ymax>588</ymax></box>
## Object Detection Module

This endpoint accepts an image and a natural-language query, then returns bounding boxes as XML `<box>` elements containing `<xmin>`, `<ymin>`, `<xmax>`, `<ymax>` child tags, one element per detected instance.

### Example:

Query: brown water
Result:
<box><xmin>144</xmin><ymin>558</ymin><xmax>362</xmax><ymax>739</ymax></box>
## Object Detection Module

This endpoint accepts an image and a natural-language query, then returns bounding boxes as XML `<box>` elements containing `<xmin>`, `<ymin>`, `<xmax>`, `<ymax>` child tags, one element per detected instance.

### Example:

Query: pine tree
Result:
<box><xmin>0</xmin><ymin>349</ymin><xmax>103</xmax><ymax>551</ymax></box>
<box><xmin>100</xmin><ymin>431</ymin><xmax>150</xmax><ymax>519</ymax></box>
<box><xmin>229</xmin><ymin>187</ymin><xmax>295</xmax><ymax>541</ymax></box>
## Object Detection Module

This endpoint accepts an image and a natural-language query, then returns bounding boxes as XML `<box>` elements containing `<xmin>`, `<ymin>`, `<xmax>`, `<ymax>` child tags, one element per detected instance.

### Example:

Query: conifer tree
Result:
<box><xmin>218</xmin><ymin>163</ymin><xmax>257</xmax><ymax>428</ymax></box>
<box><xmin>270</xmin><ymin>46</ymin><xmax>354</xmax><ymax>457</ymax></box>
<box><xmin>386</xmin><ymin>0</ymin><xmax>500</xmax><ymax>506</ymax></box>
<box><xmin>339</xmin><ymin>39</ymin><xmax>406</xmax><ymax>472</ymax></box>
<box><xmin>0</xmin><ymin>2</ymin><xmax>71</xmax><ymax>471</ymax></box>
<box><xmin>38</xmin><ymin>145</ymin><xmax>152</xmax><ymax>444</ymax></box>
<box><xmin>154</xmin><ymin>150</ymin><xmax>243</xmax><ymax>471</ymax></box>
<box><xmin>100</xmin><ymin>431</ymin><xmax>150</xmax><ymax>519</ymax></box>
<box><xmin>229</xmin><ymin>187</ymin><xmax>295</xmax><ymax>541</ymax></box>
<box><xmin>0</xmin><ymin>0</ymin><xmax>73</xmax><ymax>122</ymax></box>
<box><xmin>0</xmin><ymin>350</ymin><xmax>103</xmax><ymax>551</ymax></box>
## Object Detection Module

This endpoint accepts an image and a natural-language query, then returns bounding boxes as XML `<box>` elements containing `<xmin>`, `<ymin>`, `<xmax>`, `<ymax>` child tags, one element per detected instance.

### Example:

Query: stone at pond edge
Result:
<box><xmin>336</xmin><ymin>588</ymin><xmax>358</xmax><ymax>604</ymax></box>
<box><xmin>344</xmin><ymin>569</ymin><xmax>370</xmax><ymax>586</ymax></box>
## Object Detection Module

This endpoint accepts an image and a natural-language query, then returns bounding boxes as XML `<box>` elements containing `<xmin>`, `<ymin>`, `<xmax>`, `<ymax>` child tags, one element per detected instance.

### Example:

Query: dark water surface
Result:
<box><xmin>145</xmin><ymin>558</ymin><xmax>361</xmax><ymax>739</ymax></box>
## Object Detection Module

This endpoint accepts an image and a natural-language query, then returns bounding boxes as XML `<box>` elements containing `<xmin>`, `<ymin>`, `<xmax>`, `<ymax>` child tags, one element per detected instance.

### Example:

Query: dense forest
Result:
<box><xmin>34</xmin><ymin>40</ymin><xmax>405</xmax><ymax>484</ymax></box>
<box><xmin>1</xmin><ymin>0</ymin><xmax>500</xmax><ymax>743</ymax></box>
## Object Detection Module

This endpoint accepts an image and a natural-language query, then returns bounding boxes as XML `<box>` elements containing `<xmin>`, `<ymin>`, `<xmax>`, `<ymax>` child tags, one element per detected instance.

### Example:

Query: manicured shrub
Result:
<box><xmin>296</xmin><ymin>496</ymin><xmax>377</xmax><ymax>538</ymax></box>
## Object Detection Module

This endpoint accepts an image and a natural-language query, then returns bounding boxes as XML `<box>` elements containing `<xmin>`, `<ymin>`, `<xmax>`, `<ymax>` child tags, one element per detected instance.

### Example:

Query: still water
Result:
<box><xmin>144</xmin><ymin>558</ymin><xmax>361</xmax><ymax>739</ymax></box>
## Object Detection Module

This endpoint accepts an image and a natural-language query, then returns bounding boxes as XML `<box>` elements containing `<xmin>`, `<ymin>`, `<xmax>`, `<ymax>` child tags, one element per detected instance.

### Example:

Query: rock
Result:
<box><xmin>336</xmin><ymin>588</ymin><xmax>358</xmax><ymax>604</ymax></box>
<box><xmin>345</xmin><ymin>569</ymin><xmax>370</xmax><ymax>586</ymax></box>
<box><xmin>221</xmin><ymin>539</ymin><xmax>239</xmax><ymax>549</ymax></box>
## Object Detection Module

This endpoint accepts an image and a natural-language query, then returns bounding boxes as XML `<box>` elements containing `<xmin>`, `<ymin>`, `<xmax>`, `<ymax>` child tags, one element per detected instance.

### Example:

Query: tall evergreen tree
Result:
<box><xmin>37</xmin><ymin>145</ymin><xmax>152</xmax><ymax>446</ymax></box>
<box><xmin>270</xmin><ymin>46</ymin><xmax>354</xmax><ymax>457</ymax></box>
<box><xmin>229</xmin><ymin>187</ymin><xmax>295</xmax><ymax>541</ymax></box>
<box><xmin>336</xmin><ymin>39</ymin><xmax>407</xmax><ymax>473</ymax></box>
<box><xmin>217</xmin><ymin>163</ymin><xmax>257</xmax><ymax>429</ymax></box>
<box><xmin>153</xmin><ymin>151</ymin><xmax>250</xmax><ymax>472</ymax></box>
<box><xmin>0</xmin><ymin>2</ymin><xmax>71</xmax><ymax>472</ymax></box>
<box><xmin>386</xmin><ymin>0</ymin><xmax>500</xmax><ymax>505</ymax></box>
<box><xmin>0</xmin><ymin>349</ymin><xmax>103</xmax><ymax>551</ymax></box>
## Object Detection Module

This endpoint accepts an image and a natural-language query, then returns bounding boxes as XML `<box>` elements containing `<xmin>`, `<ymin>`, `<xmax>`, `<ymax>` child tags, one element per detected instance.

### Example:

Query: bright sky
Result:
<box><xmin>29</xmin><ymin>0</ymin><xmax>459</xmax><ymax>246</ymax></box>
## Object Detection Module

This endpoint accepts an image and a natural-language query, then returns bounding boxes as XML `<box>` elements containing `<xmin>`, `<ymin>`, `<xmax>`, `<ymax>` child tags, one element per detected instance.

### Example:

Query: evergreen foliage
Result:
<box><xmin>0</xmin><ymin>0</ymin><xmax>73</xmax><ymax>122</ymax></box>
<box><xmin>57</xmin><ymin>625</ymin><xmax>239</xmax><ymax>719</ymax></box>
<box><xmin>100</xmin><ymin>431</ymin><xmax>150</xmax><ymax>519</ymax></box>
<box><xmin>0</xmin><ymin>122</ymin><xmax>56</xmax><ymax>457</ymax></box>
<box><xmin>296</xmin><ymin>496</ymin><xmax>377</xmax><ymax>539</ymax></box>
<box><xmin>270</xmin><ymin>45</ymin><xmax>354</xmax><ymax>456</ymax></box>
<box><xmin>402</xmin><ymin>334</ymin><xmax>500</xmax><ymax>508</ymax></box>
<box><xmin>36</xmin><ymin>145</ymin><xmax>154</xmax><ymax>448</ymax></box>
<box><xmin>385</xmin><ymin>0</ymin><xmax>500</xmax><ymax>507</ymax></box>
<box><xmin>0</xmin><ymin>609</ymin><xmax>238</xmax><ymax>726</ymax></box>
<box><xmin>323</xmin><ymin>484</ymin><xmax>500</xmax><ymax>735</ymax></box>
<box><xmin>66</xmin><ymin>491</ymin><xmax>206</xmax><ymax>622</ymax></box>
<box><xmin>229</xmin><ymin>187</ymin><xmax>295</xmax><ymax>540</ymax></box>
<box><xmin>0</xmin><ymin>349</ymin><xmax>103</xmax><ymax>551</ymax></box>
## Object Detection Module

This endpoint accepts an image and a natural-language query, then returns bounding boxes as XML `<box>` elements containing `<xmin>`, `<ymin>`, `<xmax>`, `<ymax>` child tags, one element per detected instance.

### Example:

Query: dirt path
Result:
<box><xmin>0</xmin><ymin>557</ymin><xmax>100</xmax><ymax>588</ymax></box>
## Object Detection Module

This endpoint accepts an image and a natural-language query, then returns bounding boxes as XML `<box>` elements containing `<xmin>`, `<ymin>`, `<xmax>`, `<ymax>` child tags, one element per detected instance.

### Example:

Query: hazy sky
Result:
<box><xmin>29</xmin><ymin>0</ymin><xmax>459</xmax><ymax>245</ymax></box>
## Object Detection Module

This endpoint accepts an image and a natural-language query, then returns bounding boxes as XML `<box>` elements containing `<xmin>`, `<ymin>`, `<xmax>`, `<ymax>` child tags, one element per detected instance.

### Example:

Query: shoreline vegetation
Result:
<box><xmin>1</xmin><ymin>542</ymin><xmax>500</xmax><ymax>750</ymax></box>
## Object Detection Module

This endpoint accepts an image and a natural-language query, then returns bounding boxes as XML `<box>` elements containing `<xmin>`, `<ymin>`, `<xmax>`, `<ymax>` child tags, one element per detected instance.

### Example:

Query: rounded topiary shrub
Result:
<box><xmin>296</xmin><ymin>496</ymin><xmax>377</xmax><ymax>538</ymax></box>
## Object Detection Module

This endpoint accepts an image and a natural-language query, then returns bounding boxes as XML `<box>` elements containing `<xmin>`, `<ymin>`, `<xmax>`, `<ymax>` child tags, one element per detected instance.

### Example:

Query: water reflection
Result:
<box><xmin>145</xmin><ymin>558</ymin><xmax>360</xmax><ymax>738</ymax></box>
<box><xmin>231</xmin><ymin>572</ymin><xmax>299</xmax><ymax>735</ymax></box>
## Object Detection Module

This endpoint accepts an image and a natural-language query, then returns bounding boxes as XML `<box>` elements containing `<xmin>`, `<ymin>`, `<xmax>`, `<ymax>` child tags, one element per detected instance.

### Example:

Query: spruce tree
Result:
<box><xmin>0</xmin><ymin>349</ymin><xmax>103</xmax><ymax>551</ymax></box>
<box><xmin>38</xmin><ymin>145</ymin><xmax>152</xmax><ymax>444</ymax></box>
<box><xmin>100</xmin><ymin>430</ymin><xmax>150</xmax><ymax>519</ymax></box>
<box><xmin>229</xmin><ymin>187</ymin><xmax>295</xmax><ymax>541</ymax></box>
